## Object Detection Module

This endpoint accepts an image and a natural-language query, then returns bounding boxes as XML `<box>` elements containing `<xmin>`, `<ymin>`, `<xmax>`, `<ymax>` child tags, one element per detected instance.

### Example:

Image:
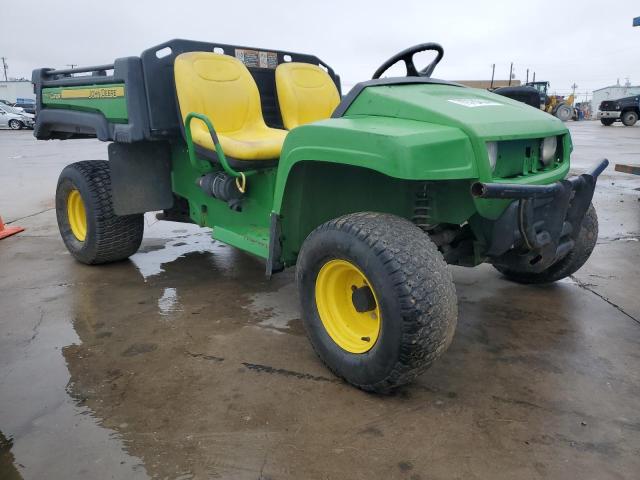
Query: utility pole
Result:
<box><xmin>1</xmin><ymin>57</ymin><xmax>7</xmax><ymax>82</ymax></box>
<box><xmin>571</xmin><ymin>83</ymin><xmax>578</xmax><ymax>96</ymax></box>
<box><xmin>526</xmin><ymin>68</ymin><xmax>529</xmax><ymax>84</ymax></box>
<box><xmin>532</xmin><ymin>71</ymin><xmax>536</xmax><ymax>83</ymax></box>
<box><xmin>66</xmin><ymin>64</ymin><xmax>78</xmax><ymax>69</ymax></box>
<box><xmin>490</xmin><ymin>64</ymin><xmax>495</xmax><ymax>89</ymax></box>
<box><xmin>508</xmin><ymin>62</ymin><xmax>513</xmax><ymax>86</ymax></box>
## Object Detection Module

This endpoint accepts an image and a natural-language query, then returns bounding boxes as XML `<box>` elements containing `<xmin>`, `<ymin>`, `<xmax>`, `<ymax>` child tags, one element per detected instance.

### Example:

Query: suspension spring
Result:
<box><xmin>412</xmin><ymin>182</ymin><xmax>435</xmax><ymax>231</ymax></box>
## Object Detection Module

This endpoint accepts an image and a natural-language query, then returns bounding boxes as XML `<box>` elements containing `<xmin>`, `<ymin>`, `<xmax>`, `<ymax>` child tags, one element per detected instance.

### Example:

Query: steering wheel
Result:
<box><xmin>372</xmin><ymin>43</ymin><xmax>444</xmax><ymax>79</ymax></box>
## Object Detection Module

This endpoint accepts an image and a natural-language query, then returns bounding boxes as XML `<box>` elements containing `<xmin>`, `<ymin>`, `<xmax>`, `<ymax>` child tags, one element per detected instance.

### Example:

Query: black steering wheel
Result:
<box><xmin>372</xmin><ymin>43</ymin><xmax>444</xmax><ymax>79</ymax></box>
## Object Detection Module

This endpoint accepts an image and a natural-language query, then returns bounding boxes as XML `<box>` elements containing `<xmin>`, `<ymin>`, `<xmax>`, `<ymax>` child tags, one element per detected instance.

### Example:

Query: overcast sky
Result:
<box><xmin>2</xmin><ymin>0</ymin><xmax>639</xmax><ymax>99</ymax></box>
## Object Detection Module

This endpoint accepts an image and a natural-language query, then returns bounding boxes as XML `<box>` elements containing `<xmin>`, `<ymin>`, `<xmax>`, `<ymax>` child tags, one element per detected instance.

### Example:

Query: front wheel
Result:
<box><xmin>600</xmin><ymin>118</ymin><xmax>615</xmax><ymax>126</ymax></box>
<box><xmin>621</xmin><ymin>111</ymin><xmax>638</xmax><ymax>127</ymax></box>
<box><xmin>8</xmin><ymin>119</ymin><xmax>23</xmax><ymax>130</ymax></box>
<box><xmin>56</xmin><ymin>160</ymin><xmax>144</xmax><ymax>264</ymax></box>
<box><xmin>495</xmin><ymin>204</ymin><xmax>598</xmax><ymax>284</ymax></box>
<box><xmin>296</xmin><ymin>212</ymin><xmax>458</xmax><ymax>393</ymax></box>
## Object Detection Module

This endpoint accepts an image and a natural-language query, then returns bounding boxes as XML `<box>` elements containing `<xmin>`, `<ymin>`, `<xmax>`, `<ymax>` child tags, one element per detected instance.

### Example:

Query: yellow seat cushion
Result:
<box><xmin>191</xmin><ymin>124</ymin><xmax>287</xmax><ymax>161</ymax></box>
<box><xmin>174</xmin><ymin>52</ymin><xmax>287</xmax><ymax>161</ymax></box>
<box><xmin>276</xmin><ymin>62</ymin><xmax>341</xmax><ymax>130</ymax></box>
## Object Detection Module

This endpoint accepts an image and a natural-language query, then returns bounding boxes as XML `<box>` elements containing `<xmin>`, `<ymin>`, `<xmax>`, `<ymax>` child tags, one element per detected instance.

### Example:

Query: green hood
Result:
<box><xmin>344</xmin><ymin>83</ymin><xmax>568</xmax><ymax>140</ymax></box>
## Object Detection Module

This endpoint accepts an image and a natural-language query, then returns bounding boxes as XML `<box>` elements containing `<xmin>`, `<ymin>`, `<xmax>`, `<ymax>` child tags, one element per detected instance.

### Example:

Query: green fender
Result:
<box><xmin>271</xmin><ymin>115</ymin><xmax>477</xmax><ymax>214</ymax></box>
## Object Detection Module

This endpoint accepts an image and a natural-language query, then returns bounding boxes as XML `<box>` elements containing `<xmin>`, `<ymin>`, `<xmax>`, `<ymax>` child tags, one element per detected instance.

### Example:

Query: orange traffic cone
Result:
<box><xmin>0</xmin><ymin>216</ymin><xmax>24</xmax><ymax>240</ymax></box>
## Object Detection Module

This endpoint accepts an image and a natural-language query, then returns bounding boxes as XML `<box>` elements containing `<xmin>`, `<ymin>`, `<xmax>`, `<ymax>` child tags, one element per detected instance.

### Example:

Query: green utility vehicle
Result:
<box><xmin>33</xmin><ymin>41</ymin><xmax>607</xmax><ymax>392</ymax></box>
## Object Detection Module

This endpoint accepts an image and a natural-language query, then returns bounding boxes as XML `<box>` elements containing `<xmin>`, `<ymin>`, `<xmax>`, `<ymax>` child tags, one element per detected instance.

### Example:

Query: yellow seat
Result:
<box><xmin>276</xmin><ymin>62</ymin><xmax>341</xmax><ymax>130</ymax></box>
<box><xmin>174</xmin><ymin>52</ymin><xmax>287</xmax><ymax>161</ymax></box>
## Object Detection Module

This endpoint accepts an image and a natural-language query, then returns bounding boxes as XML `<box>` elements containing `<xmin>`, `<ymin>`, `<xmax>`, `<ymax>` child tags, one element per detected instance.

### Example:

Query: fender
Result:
<box><xmin>272</xmin><ymin>115</ymin><xmax>477</xmax><ymax>213</ymax></box>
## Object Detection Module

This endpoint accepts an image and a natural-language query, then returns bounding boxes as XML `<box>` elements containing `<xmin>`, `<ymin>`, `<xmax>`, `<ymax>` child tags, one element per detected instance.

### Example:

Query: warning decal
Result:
<box><xmin>447</xmin><ymin>99</ymin><xmax>503</xmax><ymax>108</ymax></box>
<box><xmin>235</xmin><ymin>49</ymin><xmax>278</xmax><ymax>69</ymax></box>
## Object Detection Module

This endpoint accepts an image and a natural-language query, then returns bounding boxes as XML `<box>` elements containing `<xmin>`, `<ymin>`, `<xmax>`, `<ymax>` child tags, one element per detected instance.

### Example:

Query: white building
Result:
<box><xmin>592</xmin><ymin>82</ymin><xmax>640</xmax><ymax>111</ymax></box>
<box><xmin>0</xmin><ymin>80</ymin><xmax>35</xmax><ymax>103</ymax></box>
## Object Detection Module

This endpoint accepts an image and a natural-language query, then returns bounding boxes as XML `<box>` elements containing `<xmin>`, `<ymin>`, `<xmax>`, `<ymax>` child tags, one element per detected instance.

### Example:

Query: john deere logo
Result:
<box><xmin>59</xmin><ymin>86</ymin><xmax>125</xmax><ymax>100</ymax></box>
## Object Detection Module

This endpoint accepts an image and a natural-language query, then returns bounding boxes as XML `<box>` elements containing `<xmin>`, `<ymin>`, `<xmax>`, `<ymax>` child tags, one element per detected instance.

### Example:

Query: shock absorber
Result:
<box><xmin>412</xmin><ymin>182</ymin><xmax>435</xmax><ymax>231</ymax></box>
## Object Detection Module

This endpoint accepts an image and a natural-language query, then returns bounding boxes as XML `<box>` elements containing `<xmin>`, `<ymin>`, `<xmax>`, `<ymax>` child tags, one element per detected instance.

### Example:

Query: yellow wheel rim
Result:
<box><xmin>315</xmin><ymin>259</ymin><xmax>381</xmax><ymax>353</ymax></box>
<box><xmin>67</xmin><ymin>189</ymin><xmax>87</xmax><ymax>241</ymax></box>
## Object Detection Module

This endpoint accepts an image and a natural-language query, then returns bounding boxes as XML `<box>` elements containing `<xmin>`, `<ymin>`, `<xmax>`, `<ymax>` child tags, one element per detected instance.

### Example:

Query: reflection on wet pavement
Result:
<box><xmin>130</xmin><ymin>229</ymin><xmax>217</xmax><ymax>280</ymax></box>
<box><xmin>0</xmin><ymin>257</ymin><xmax>149</xmax><ymax>479</ymax></box>
<box><xmin>158</xmin><ymin>288</ymin><xmax>181</xmax><ymax>317</ymax></box>
<box><xmin>247</xmin><ymin>282</ymin><xmax>300</xmax><ymax>332</ymax></box>
<box><xmin>0</xmin><ymin>431</ymin><xmax>22</xmax><ymax>480</ymax></box>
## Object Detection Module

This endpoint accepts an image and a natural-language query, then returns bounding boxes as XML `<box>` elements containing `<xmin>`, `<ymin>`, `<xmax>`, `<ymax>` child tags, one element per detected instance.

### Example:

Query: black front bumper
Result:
<box><xmin>471</xmin><ymin>159</ymin><xmax>608</xmax><ymax>273</ymax></box>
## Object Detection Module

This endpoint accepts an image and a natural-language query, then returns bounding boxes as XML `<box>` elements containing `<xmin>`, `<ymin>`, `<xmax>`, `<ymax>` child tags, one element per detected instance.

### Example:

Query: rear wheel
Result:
<box><xmin>621</xmin><ymin>111</ymin><xmax>638</xmax><ymax>127</ymax></box>
<box><xmin>554</xmin><ymin>104</ymin><xmax>572</xmax><ymax>121</ymax></box>
<box><xmin>600</xmin><ymin>118</ymin><xmax>615</xmax><ymax>126</ymax></box>
<box><xmin>56</xmin><ymin>161</ymin><xmax>144</xmax><ymax>264</ymax></box>
<box><xmin>8</xmin><ymin>119</ymin><xmax>23</xmax><ymax>130</ymax></box>
<box><xmin>296</xmin><ymin>212</ymin><xmax>458</xmax><ymax>393</ymax></box>
<box><xmin>495</xmin><ymin>204</ymin><xmax>598</xmax><ymax>284</ymax></box>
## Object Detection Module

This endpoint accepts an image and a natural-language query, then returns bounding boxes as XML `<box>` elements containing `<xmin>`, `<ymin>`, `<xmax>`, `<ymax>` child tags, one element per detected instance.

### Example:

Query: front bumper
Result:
<box><xmin>471</xmin><ymin>159</ymin><xmax>608</xmax><ymax>272</ymax></box>
<box><xmin>598</xmin><ymin>111</ymin><xmax>621</xmax><ymax>119</ymax></box>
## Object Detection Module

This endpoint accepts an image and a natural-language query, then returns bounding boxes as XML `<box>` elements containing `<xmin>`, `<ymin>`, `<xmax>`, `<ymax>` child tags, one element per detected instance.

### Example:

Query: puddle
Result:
<box><xmin>247</xmin><ymin>281</ymin><xmax>299</xmax><ymax>331</ymax></box>
<box><xmin>0</xmin><ymin>431</ymin><xmax>21</xmax><ymax>480</ymax></box>
<box><xmin>130</xmin><ymin>234</ymin><xmax>217</xmax><ymax>279</ymax></box>
<box><xmin>130</xmin><ymin>215</ymin><xmax>218</xmax><ymax>279</ymax></box>
<box><xmin>157</xmin><ymin>287</ymin><xmax>182</xmax><ymax>317</ymax></box>
<box><xmin>0</xmin><ymin>285</ymin><xmax>149</xmax><ymax>480</ymax></box>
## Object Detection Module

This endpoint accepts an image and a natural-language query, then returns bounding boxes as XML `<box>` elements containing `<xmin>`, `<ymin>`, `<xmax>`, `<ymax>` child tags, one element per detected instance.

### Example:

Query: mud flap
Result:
<box><xmin>109</xmin><ymin>142</ymin><xmax>174</xmax><ymax>215</ymax></box>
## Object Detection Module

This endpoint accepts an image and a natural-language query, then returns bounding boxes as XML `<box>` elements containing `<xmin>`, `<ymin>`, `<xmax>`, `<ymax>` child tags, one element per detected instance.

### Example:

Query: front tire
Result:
<box><xmin>8</xmin><ymin>119</ymin><xmax>23</xmax><ymax>130</ymax></box>
<box><xmin>495</xmin><ymin>204</ymin><xmax>598</xmax><ymax>284</ymax></box>
<box><xmin>621</xmin><ymin>111</ymin><xmax>638</xmax><ymax>127</ymax></box>
<box><xmin>600</xmin><ymin>118</ymin><xmax>615</xmax><ymax>126</ymax></box>
<box><xmin>56</xmin><ymin>161</ymin><xmax>144</xmax><ymax>264</ymax></box>
<box><xmin>296</xmin><ymin>212</ymin><xmax>458</xmax><ymax>393</ymax></box>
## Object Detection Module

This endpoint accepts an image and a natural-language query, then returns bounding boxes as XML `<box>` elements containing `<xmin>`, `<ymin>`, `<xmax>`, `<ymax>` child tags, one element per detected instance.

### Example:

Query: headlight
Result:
<box><xmin>486</xmin><ymin>142</ymin><xmax>498</xmax><ymax>171</ymax></box>
<box><xmin>540</xmin><ymin>137</ymin><xmax>557</xmax><ymax>166</ymax></box>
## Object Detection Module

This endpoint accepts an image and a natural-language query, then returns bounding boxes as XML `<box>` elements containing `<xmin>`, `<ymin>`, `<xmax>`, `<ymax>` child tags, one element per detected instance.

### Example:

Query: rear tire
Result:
<box><xmin>495</xmin><ymin>204</ymin><xmax>598</xmax><ymax>284</ymax></box>
<box><xmin>621</xmin><ymin>111</ymin><xmax>638</xmax><ymax>127</ymax></box>
<box><xmin>554</xmin><ymin>104</ymin><xmax>572</xmax><ymax>122</ymax></box>
<box><xmin>8</xmin><ymin>119</ymin><xmax>23</xmax><ymax>130</ymax></box>
<box><xmin>296</xmin><ymin>212</ymin><xmax>458</xmax><ymax>393</ymax></box>
<box><xmin>600</xmin><ymin>118</ymin><xmax>615</xmax><ymax>126</ymax></box>
<box><xmin>56</xmin><ymin>161</ymin><xmax>144</xmax><ymax>265</ymax></box>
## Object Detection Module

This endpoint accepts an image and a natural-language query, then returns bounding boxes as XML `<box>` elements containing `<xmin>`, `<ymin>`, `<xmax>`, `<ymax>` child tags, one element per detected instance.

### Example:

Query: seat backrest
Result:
<box><xmin>275</xmin><ymin>62</ymin><xmax>340</xmax><ymax>130</ymax></box>
<box><xmin>174</xmin><ymin>52</ymin><xmax>267</xmax><ymax>134</ymax></box>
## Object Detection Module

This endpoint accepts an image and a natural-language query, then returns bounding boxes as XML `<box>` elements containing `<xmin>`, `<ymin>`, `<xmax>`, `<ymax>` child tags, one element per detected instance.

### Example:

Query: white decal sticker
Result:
<box><xmin>448</xmin><ymin>99</ymin><xmax>503</xmax><ymax>108</ymax></box>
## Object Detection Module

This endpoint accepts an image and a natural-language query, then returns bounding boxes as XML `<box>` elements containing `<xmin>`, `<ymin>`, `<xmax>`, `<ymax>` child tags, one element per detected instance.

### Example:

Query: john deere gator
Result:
<box><xmin>32</xmin><ymin>40</ymin><xmax>607</xmax><ymax>392</ymax></box>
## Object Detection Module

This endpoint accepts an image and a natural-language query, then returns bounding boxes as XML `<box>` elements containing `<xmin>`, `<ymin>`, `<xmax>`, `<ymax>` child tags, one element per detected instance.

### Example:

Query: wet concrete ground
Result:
<box><xmin>1</xmin><ymin>121</ymin><xmax>639</xmax><ymax>479</ymax></box>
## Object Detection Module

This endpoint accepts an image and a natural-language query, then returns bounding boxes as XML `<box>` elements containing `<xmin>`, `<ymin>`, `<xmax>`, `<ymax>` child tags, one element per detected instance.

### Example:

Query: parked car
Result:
<box><xmin>12</xmin><ymin>101</ymin><xmax>36</xmax><ymax>115</ymax></box>
<box><xmin>599</xmin><ymin>95</ymin><xmax>640</xmax><ymax>126</ymax></box>
<box><xmin>0</xmin><ymin>103</ymin><xmax>35</xmax><ymax>129</ymax></box>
